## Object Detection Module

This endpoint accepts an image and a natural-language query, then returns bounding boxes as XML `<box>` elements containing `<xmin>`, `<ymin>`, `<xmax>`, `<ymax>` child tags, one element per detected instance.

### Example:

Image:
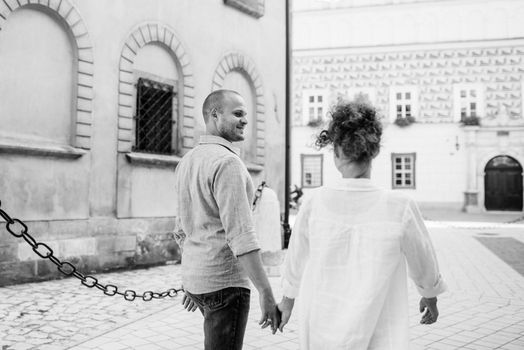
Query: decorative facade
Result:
<box><xmin>292</xmin><ymin>0</ymin><xmax>524</xmax><ymax>212</ymax></box>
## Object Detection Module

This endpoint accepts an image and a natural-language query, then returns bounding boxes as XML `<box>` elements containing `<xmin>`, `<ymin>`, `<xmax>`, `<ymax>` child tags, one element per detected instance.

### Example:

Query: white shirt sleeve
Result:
<box><xmin>281</xmin><ymin>194</ymin><xmax>313</xmax><ymax>298</ymax></box>
<box><xmin>401</xmin><ymin>198</ymin><xmax>447</xmax><ymax>298</ymax></box>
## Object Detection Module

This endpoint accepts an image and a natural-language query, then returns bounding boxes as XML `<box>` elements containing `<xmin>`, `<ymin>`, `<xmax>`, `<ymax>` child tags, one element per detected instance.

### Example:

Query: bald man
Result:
<box><xmin>173</xmin><ymin>90</ymin><xmax>280</xmax><ymax>350</ymax></box>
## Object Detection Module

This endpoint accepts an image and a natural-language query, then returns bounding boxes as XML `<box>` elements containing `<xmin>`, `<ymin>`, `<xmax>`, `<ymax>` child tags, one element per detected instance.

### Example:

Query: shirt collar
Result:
<box><xmin>326</xmin><ymin>177</ymin><xmax>379</xmax><ymax>191</ymax></box>
<box><xmin>199</xmin><ymin>135</ymin><xmax>240</xmax><ymax>156</ymax></box>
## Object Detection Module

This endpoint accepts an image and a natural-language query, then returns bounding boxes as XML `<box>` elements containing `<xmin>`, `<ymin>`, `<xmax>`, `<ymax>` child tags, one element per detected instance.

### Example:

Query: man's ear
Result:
<box><xmin>212</xmin><ymin>108</ymin><xmax>218</xmax><ymax>119</ymax></box>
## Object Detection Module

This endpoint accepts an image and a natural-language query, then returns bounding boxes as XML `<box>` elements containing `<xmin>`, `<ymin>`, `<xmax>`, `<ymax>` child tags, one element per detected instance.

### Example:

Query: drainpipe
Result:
<box><xmin>283</xmin><ymin>0</ymin><xmax>292</xmax><ymax>248</ymax></box>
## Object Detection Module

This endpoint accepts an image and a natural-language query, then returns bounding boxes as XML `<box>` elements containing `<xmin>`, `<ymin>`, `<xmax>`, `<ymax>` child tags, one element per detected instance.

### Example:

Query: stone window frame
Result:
<box><xmin>391</xmin><ymin>152</ymin><xmax>416</xmax><ymax>189</ymax></box>
<box><xmin>453</xmin><ymin>83</ymin><xmax>485</xmax><ymax>123</ymax></box>
<box><xmin>0</xmin><ymin>0</ymin><xmax>94</xmax><ymax>154</ymax></box>
<box><xmin>212</xmin><ymin>52</ymin><xmax>265</xmax><ymax>166</ymax></box>
<box><xmin>301</xmin><ymin>154</ymin><xmax>323</xmax><ymax>188</ymax></box>
<box><xmin>388</xmin><ymin>86</ymin><xmax>419</xmax><ymax>123</ymax></box>
<box><xmin>302</xmin><ymin>89</ymin><xmax>329</xmax><ymax>126</ymax></box>
<box><xmin>118</xmin><ymin>23</ymin><xmax>195</xmax><ymax>166</ymax></box>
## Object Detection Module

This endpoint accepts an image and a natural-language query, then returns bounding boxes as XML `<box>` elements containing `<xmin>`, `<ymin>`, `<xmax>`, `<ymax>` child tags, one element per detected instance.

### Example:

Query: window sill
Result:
<box><xmin>245</xmin><ymin>162</ymin><xmax>264</xmax><ymax>173</ymax></box>
<box><xmin>0</xmin><ymin>138</ymin><xmax>86</xmax><ymax>159</ymax></box>
<box><xmin>125</xmin><ymin>152</ymin><xmax>182</xmax><ymax>168</ymax></box>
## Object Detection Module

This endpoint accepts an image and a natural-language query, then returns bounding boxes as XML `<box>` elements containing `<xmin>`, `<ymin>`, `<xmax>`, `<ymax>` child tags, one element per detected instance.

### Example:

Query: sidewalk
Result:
<box><xmin>1</xmin><ymin>219</ymin><xmax>524</xmax><ymax>349</ymax></box>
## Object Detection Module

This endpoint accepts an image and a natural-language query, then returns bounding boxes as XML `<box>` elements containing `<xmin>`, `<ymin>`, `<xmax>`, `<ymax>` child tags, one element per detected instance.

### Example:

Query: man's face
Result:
<box><xmin>215</xmin><ymin>93</ymin><xmax>248</xmax><ymax>143</ymax></box>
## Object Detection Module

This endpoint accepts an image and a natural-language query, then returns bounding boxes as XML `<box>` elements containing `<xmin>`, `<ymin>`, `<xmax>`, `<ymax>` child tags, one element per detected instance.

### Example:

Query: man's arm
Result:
<box><xmin>213</xmin><ymin>157</ymin><xmax>280</xmax><ymax>333</ymax></box>
<box><xmin>237</xmin><ymin>249</ymin><xmax>280</xmax><ymax>334</ymax></box>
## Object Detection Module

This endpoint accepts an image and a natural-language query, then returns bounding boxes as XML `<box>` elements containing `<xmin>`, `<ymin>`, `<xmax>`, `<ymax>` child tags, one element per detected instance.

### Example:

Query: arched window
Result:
<box><xmin>223</xmin><ymin>70</ymin><xmax>257</xmax><ymax>161</ymax></box>
<box><xmin>212</xmin><ymin>53</ymin><xmax>265</xmax><ymax>167</ymax></box>
<box><xmin>132</xmin><ymin>43</ymin><xmax>179</xmax><ymax>155</ymax></box>
<box><xmin>0</xmin><ymin>7</ymin><xmax>73</xmax><ymax>144</ymax></box>
<box><xmin>118</xmin><ymin>23</ymin><xmax>195</xmax><ymax>158</ymax></box>
<box><xmin>0</xmin><ymin>1</ymin><xmax>94</xmax><ymax>153</ymax></box>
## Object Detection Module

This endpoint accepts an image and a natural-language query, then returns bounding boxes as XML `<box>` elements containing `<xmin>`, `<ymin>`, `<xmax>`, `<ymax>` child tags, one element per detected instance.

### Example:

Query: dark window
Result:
<box><xmin>134</xmin><ymin>78</ymin><xmax>176</xmax><ymax>155</ymax></box>
<box><xmin>391</xmin><ymin>153</ymin><xmax>416</xmax><ymax>189</ymax></box>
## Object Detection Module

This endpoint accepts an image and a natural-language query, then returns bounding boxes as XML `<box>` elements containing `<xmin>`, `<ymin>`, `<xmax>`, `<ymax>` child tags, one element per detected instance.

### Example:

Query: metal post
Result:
<box><xmin>283</xmin><ymin>0</ymin><xmax>292</xmax><ymax>248</ymax></box>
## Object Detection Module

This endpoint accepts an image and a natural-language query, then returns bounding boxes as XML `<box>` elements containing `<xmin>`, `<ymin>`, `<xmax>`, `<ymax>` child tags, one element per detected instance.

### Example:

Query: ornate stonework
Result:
<box><xmin>293</xmin><ymin>45</ymin><xmax>524</xmax><ymax>127</ymax></box>
<box><xmin>212</xmin><ymin>52</ymin><xmax>265</xmax><ymax>165</ymax></box>
<box><xmin>117</xmin><ymin>23</ymin><xmax>195</xmax><ymax>154</ymax></box>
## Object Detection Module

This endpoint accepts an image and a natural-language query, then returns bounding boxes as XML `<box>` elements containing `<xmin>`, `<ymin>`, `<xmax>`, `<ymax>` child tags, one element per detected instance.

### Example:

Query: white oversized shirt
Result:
<box><xmin>282</xmin><ymin>178</ymin><xmax>446</xmax><ymax>350</ymax></box>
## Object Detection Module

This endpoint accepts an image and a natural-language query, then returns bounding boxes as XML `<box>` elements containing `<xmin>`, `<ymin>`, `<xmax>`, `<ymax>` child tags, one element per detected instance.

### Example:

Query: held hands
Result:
<box><xmin>258</xmin><ymin>289</ymin><xmax>280</xmax><ymax>334</ymax></box>
<box><xmin>419</xmin><ymin>297</ymin><xmax>439</xmax><ymax>324</ymax></box>
<box><xmin>277</xmin><ymin>296</ymin><xmax>294</xmax><ymax>332</ymax></box>
<box><xmin>182</xmin><ymin>292</ymin><xmax>198</xmax><ymax>312</ymax></box>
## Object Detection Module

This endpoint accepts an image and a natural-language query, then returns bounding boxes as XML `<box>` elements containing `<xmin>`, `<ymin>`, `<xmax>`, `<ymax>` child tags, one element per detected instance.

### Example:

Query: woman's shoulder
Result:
<box><xmin>382</xmin><ymin>190</ymin><xmax>415</xmax><ymax>207</ymax></box>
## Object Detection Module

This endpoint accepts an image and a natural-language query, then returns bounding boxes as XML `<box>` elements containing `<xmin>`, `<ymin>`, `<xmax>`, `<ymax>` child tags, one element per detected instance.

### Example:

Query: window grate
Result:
<box><xmin>134</xmin><ymin>78</ymin><xmax>175</xmax><ymax>155</ymax></box>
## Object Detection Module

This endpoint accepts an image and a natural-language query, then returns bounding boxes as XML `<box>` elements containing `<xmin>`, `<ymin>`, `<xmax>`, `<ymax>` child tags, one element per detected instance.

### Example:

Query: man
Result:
<box><xmin>173</xmin><ymin>89</ymin><xmax>280</xmax><ymax>350</ymax></box>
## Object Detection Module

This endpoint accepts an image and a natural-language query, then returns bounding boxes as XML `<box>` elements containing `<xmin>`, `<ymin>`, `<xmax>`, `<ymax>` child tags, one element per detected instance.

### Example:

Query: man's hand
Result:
<box><xmin>182</xmin><ymin>293</ymin><xmax>198</xmax><ymax>312</ymax></box>
<box><xmin>277</xmin><ymin>296</ymin><xmax>295</xmax><ymax>332</ymax></box>
<box><xmin>419</xmin><ymin>297</ymin><xmax>439</xmax><ymax>324</ymax></box>
<box><xmin>258</xmin><ymin>289</ymin><xmax>280</xmax><ymax>334</ymax></box>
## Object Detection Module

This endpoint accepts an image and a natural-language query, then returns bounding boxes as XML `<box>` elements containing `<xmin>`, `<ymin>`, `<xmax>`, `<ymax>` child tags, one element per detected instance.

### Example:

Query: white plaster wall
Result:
<box><xmin>292</xmin><ymin>123</ymin><xmax>468</xmax><ymax>206</ymax></box>
<box><xmin>0</xmin><ymin>155</ymin><xmax>90</xmax><ymax>220</ymax></box>
<box><xmin>374</xmin><ymin>123</ymin><xmax>468</xmax><ymax>206</ymax></box>
<box><xmin>126</xmin><ymin>166</ymin><xmax>177</xmax><ymax>217</ymax></box>
<box><xmin>293</xmin><ymin>0</ymin><xmax>524</xmax><ymax>49</ymax></box>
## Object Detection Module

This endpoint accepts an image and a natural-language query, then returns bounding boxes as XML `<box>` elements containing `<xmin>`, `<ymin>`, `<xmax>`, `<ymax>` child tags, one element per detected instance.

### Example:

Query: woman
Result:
<box><xmin>278</xmin><ymin>101</ymin><xmax>446</xmax><ymax>349</ymax></box>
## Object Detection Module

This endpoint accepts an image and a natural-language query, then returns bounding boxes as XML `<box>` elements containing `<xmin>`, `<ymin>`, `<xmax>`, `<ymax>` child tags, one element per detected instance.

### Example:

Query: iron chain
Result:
<box><xmin>252</xmin><ymin>181</ymin><xmax>266</xmax><ymax>210</ymax></box>
<box><xmin>0</xmin><ymin>200</ymin><xmax>184</xmax><ymax>301</ymax></box>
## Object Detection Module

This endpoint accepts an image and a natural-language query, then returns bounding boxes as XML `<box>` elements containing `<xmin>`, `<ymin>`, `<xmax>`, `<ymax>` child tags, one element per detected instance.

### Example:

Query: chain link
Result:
<box><xmin>252</xmin><ymin>181</ymin><xmax>266</xmax><ymax>210</ymax></box>
<box><xmin>0</xmin><ymin>201</ymin><xmax>183</xmax><ymax>301</ymax></box>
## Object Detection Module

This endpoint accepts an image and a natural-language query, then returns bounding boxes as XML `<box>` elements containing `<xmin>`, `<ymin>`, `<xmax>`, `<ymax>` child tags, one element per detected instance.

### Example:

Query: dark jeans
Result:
<box><xmin>186</xmin><ymin>287</ymin><xmax>251</xmax><ymax>350</ymax></box>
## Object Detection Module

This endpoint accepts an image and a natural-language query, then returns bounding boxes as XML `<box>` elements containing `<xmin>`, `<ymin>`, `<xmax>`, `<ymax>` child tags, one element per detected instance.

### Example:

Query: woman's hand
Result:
<box><xmin>419</xmin><ymin>297</ymin><xmax>439</xmax><ymax>324</ymax></box>
<box><xmin>277</xmin><ymin>296</ymin><xmax>295</xmax><ymax>332</ymax></box>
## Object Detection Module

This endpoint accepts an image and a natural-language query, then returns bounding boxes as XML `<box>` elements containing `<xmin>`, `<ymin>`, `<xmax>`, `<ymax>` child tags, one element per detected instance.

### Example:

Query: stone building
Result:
<box><xmin>292</xmin><ymin>0</ymin><xmax>524</xmax><ymax>213</ymax></box>
<box><xmin>0</xmin><ymin>0</ymin><xmax>286</xmax><ymax>285</ymax></box>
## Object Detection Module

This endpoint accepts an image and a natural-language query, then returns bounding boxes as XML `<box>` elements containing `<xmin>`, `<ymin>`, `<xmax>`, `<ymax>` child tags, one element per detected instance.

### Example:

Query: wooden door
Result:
<box><xmin>485</xmin><ymin>156</ymin><xmax>523</xmax><ymax>211</ymax></box>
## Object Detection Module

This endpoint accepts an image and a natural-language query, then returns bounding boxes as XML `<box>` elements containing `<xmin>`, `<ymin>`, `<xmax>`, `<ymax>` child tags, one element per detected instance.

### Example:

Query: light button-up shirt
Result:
<box><xmin>173</xmin><ymin>135</ymin><xmax>260</xmax><ymax>294</ymax></box>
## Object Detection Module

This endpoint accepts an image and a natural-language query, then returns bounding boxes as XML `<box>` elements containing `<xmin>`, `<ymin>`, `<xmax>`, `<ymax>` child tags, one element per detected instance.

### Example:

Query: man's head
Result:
<box><xmin>202</xmin><ymin>89</ymin><xmax>248</xmax><ymax>143</ymax></box>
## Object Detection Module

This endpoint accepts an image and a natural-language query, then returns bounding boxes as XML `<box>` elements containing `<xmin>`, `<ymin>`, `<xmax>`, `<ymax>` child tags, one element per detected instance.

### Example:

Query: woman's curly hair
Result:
<box><xmin>315</xmin><ymin>100</ymin><xmax>382</xmax><ymax>163</ymax></box>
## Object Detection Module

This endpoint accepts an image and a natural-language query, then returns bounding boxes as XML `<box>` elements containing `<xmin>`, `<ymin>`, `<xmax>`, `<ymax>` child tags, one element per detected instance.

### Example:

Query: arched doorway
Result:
<box><xmin>484</xmin><ymin>156</ymin><xmax>523</xmax><ymax>211</ymax></box>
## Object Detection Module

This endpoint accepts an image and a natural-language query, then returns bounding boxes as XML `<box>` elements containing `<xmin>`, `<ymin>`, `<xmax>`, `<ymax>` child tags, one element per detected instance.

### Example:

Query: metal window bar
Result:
<box><xmin>134</xmin><ymin>78</ymin><xmax>176</xmax><ymax>155</ymax></box>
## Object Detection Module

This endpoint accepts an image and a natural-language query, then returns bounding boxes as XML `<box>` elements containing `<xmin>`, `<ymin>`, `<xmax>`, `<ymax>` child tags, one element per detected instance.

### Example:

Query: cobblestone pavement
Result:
<box><xmin>1</xmin><ymin>221</ymin><xmax>524</xmax><ymax>350</ymax></box>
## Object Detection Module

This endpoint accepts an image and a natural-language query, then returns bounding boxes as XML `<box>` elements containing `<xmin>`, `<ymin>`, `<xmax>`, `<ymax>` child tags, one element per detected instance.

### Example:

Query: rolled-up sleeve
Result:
<box><xmin>401</xmin><ymin>198</ymin><xmax>447</xmax><ymax>298</ymax></box>
<box><xmin>213</xmin><ymin>157</ymin><xmax>260</xmax><ymax>257</ymax></box>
